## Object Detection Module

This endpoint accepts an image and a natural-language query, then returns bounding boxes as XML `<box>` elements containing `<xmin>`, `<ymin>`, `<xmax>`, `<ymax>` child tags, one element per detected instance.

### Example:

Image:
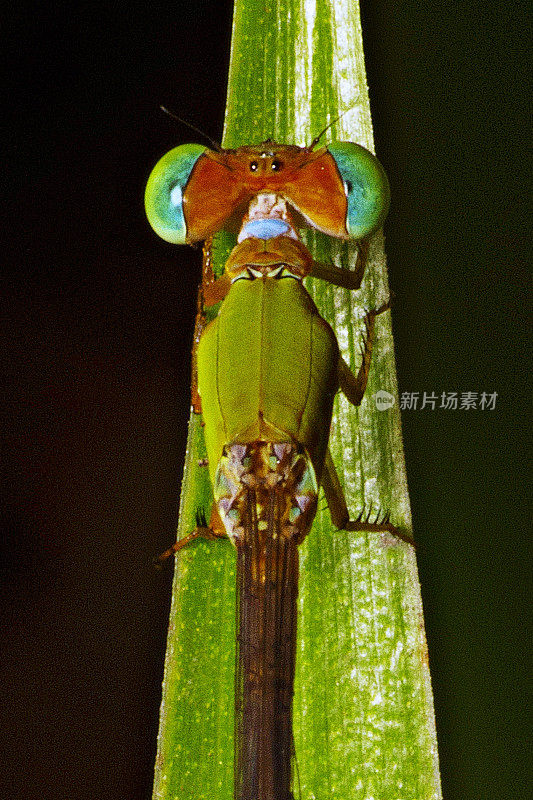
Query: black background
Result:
<box><xmin>2</xmin><ymin>2</ymin><xmax>530</xmax><ymax>799</ymax></box>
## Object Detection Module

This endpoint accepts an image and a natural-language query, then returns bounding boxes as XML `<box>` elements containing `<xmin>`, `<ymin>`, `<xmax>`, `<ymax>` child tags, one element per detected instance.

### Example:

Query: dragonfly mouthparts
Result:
<box><xmin>237</xmin><ymin>193</ymin><xmax>299</xmax><ymax>243</ymax></box>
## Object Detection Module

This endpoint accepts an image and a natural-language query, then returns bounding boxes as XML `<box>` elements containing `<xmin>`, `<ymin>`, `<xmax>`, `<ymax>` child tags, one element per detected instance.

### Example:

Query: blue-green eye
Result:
<box><xmin>145</xmin><ymin>143</ymin><xmax>206</xmax><ymax>244</ymax></box>
<box><xmin>328</xmin><ymin>141</ymin><xmax>390</xmax><ymax>239</ymax></box>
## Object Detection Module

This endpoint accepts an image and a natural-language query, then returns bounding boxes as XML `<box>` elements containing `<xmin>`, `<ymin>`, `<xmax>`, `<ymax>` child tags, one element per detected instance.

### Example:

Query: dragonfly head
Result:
<box><xmin>145</xmin><ymin>140</ymin><xmax>389</xmax><ymax>245</ymax></box>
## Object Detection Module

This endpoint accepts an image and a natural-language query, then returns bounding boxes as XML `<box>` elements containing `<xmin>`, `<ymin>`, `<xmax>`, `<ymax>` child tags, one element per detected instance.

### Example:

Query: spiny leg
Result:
<box><xmin>153</xmin><ymin>505</ymin><xmax>228</xmax><ymax>567</ymax></box>
<box><xmin>191</xmin><ymin>238</ymin><xmax>232</xmax><ymax>413</ymax></box>
<box><xmin>326</xmin><ymin>298</ymin><xmax>411</xmax><ymax>541</ymax></box>
<box><xmin>310</xmin><ymin>238</ymin><xmax>370</xmax><ymax>291</ymax></box>
<box><xmin>191</xmin><ymin>287</ymin><xmax>208</xmax><ymax>413</ymax></box>
<box><xmin>321</xmin><ymin>449</ymin><xmax>414</xmax><ymax>546</ymax></box>
<box><xmin>338</xmin><ymin>299</ymin><xmax>390</xmax><ymax>407</ymax></box>
<box><xmin>344</xmin><ymin>508</ymin><xmax>415</xmax><ymax>546</ymax></box>
<box><xmin>321</xmin><ymin>448</ymin><xmax>350</xmax><ymax>530</ymax></box>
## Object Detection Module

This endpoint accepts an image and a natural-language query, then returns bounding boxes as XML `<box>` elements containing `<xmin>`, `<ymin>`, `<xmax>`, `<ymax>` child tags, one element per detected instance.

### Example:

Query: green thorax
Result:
<box><xmin>197</xmin><ymin>275</ymin><xmax>339</xmax><ymax>486</ymax></box>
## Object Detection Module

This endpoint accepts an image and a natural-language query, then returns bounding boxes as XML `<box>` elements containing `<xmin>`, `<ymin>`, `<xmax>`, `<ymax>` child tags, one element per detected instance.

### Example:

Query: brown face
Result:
<box><xmin>183</xmin><ymin>142</ymin><xmax>349</xmax><ymax>242</ymax></box>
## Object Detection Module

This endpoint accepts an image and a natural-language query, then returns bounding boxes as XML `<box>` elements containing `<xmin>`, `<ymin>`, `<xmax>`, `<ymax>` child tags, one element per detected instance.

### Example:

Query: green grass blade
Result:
<box><xmin>153</xmin><ymin>1</ymin><xmax>442</xmax><ymax>798</ymax></box>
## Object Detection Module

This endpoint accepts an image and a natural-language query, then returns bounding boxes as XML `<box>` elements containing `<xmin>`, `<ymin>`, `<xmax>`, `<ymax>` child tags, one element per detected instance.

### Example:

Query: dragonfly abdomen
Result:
<box><xmin>215</xmin><ymin>442</ymin><xmax>315</xmax><ymax>800</ymax></box>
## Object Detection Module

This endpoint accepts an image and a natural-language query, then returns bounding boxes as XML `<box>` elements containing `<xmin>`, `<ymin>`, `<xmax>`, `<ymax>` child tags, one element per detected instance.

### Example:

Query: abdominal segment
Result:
<box><xmin>213</xmin><ymin>441</ymin><xmax>317</xmax><ymax>800</ymax></box>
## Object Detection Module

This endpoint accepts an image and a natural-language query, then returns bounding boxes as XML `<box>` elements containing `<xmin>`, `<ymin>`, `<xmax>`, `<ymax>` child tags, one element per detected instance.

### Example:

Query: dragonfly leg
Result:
<box><xmin>191</xmin><ymin>287</ymin><xmax>207</xmax><ymax>413</ymax></box>
<box><xmin>310</xmin><ymin>237</ymin><xmax>369</xmax><ymax>290</ymax></box>
<box><xmin>338</xmin><ymin>300</ymin><xmax>390</xmax><ymax>407</ymax></box>
<box><xmin>322</xmin><ymin>448</ymin><xmax>415</xmax><ymax>546</ymax></box>
<box><xmin>191</xmin><ymin>241</ymin><xmax>232</xmax><ymax>412</ymax></box>
<box><xmin>321</xmin><ymin>448</ymin><xmax>349</xmax><ymax>529</ymax></box>
<box><xmin>153</xmin><ymin>505</ymin><xmax>228</xmax><ymax>567</ymax></box>
<box><xmin>344</xmin><ymin>512</ymin><xmax>416</xmax><ymax>547</ymax></box>
<box><xmin>201</xmin><ymin>237</ymin><xmax>233</xmax><ymax>306</ymax></box>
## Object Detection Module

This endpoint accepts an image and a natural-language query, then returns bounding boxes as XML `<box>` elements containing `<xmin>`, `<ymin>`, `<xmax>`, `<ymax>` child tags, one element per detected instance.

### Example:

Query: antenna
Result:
<box><xmin>160</xmin><ymin>106</ymin><xmax>223</xmax><ymax>152</ymax></box>
<box><xmin>308</xmin><ymin>107</ymin><xmax>353</xmax><ymax>150</ymax></box>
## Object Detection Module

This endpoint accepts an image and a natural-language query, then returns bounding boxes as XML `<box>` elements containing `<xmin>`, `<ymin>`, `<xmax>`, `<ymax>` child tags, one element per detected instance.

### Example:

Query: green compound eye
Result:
<box><xmin>145</xmin><ymin>143</ymin><xmax>206</xmax><ymax>244</ymax></box>
<box><xmin>328</xmin><ymin>141</ymin><xmax>390</xmax><ymax>239</ymax></box>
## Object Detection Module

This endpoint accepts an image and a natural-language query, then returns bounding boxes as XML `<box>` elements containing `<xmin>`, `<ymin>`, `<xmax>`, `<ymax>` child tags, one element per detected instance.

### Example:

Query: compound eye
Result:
<box><xmin>145</xmin><ymin>143</ymin><xmax>206</xmax><ymax>244</ymax></box>
<box><xmin>271</xmin><ymin>159</ymin><xmax>283</xmax><ymax>171</ymax></box>
<box><xmin>249</xmin><ymin>160</ymin><xmax>259</xmax><ymax>172</ymax></box>
<box><xmin>328</xmin><ymin>141</ymin><xmax>390</xmax><ymax>239</ymax></box>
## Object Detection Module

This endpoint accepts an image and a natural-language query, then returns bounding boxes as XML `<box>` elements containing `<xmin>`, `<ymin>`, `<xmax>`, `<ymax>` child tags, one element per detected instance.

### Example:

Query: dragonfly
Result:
<box><xmin>145</xmin><ymin>134</ymin><xmax>409</xmax><ymax>800</ymax></box>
